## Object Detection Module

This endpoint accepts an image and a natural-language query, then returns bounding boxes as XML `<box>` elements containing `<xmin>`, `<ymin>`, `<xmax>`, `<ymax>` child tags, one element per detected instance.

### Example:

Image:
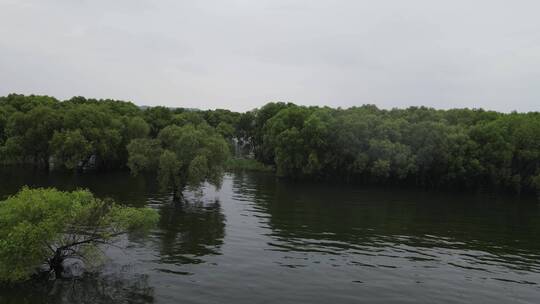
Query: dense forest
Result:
<box><xmin>1</xmin><ymin>94</ymin><xmax>539</xmax><ymax>194</ymax></box>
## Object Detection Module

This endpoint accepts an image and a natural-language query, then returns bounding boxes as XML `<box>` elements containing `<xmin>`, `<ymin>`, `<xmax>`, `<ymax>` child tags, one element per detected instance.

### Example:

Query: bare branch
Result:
<box><xmin>58</xmin><ymin>231</ymin><xmax>128</xmax><ymax>250</ymax></box>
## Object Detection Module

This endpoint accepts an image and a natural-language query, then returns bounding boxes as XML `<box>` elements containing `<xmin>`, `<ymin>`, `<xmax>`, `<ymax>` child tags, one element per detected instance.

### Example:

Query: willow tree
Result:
<box><xmin>127</xmin><ymin>124</ymin><xmax>230</xmax><ymax>201</ymax></box>
<box><xmin>0</xmin><ymin>188</ymin><xmax>159</xmax><ymax>282</ymax></box>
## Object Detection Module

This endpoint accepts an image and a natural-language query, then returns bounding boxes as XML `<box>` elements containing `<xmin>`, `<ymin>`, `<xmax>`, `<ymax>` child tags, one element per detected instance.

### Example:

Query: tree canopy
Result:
<box><xmin>127</xmin><ymin>124</ymin><xmax>230</xmax><ymax>200</ymax></box>
<box><xmin>251</xmin><ymin>103</ymin><xmax>540</xmax><ymax>193</ymax></box>
<box><xmin>1</xmin><ymin>93</ymin><xmax>539</xmax><ymax>195</ymax></box>
<box><xmin>0</xmin><ymin>187</ymin><xmax>159</xmax><ymax>282</ymax></box>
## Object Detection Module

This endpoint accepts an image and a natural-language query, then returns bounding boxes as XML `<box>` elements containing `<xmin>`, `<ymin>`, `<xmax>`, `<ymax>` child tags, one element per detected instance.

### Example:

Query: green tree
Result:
<box><xmin>126</xmin><ymin>138</ymin><xmax>162</xmax><ymax>175</ymax></box>
<box><xmin>127</xmin><ymin>124</ymin><xmax>230</xmax><ymax>201</ymax></box>
<box><xmin>60</xmin><ymin>104</ymin><xmax>123</xmax><ymax>169</ymax></box>
<box><xmin>4</xmin><ymin>106</ymin><xmax>61</xmax><ymax>167</ymax></box>
<box><xmin>235</xmin><ymin>111</ymin><xmax>255</xmax><ymax>145</ymax></box>
<box><xmin>253</xmin><ymin>102</ymin><xmax>292</xmax><ymax>163</ymax></box>
<box><xmin>0</xmin><ymin>106</ymin><xmax>9</xmax><ymax>144</ymax></box>
<box><xmin>50</xmin><ymin>129</ymin><xmax>93</xmax><ymax>170</ymax></box>
<box><xmin>171</xmin><ymin>111</ymin><xmax>205</xmax><ymax>127</ymax></box>
<box><xmin>143</xmin><ymin>106</ymin><xmax>173</xmax><ymax>136</ymax></box>
<box><xmin>0</xmin><ymin>188</ymin><xmax>159</xmax><ymax>282</ymax></box>
<box><xmin>2</xmin><ymin>94</ymin><xmax>540</xmax><ymax>195</ymax></box>
<box><xmin>124</xmin><ymin>116</ymin><xmax>150</xmax><ymax>141</ymax></box>
<box><xmin>216</xmin><ymin>121</ymin><xmax>235</xmax><ymax>140</ymax></box>
<box><xmin>202</xmin><ymin>109</ymin><xmax>239</xmax><ymax>128</ymax></box>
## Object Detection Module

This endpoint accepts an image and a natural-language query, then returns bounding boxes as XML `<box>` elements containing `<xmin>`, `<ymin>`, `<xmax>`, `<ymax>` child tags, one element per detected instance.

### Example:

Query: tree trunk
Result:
<box><xmin>43</xmin><ymin>155</ymin><xmax>50</xmax><ymax>171</ymax></box>
<box><xmin>33</xmin><ymin>154</ymin><xmax>39</xmax><ymax>169</ymax></box>
<box><xmin>172</xmin><ymin>188</ymin><xmax>183</xmax><ymax>203</ymax></box>
<box><xmin>49</xmin><ymin>249</ymin><xmax>65</xmax><ymax>279</ymax></box>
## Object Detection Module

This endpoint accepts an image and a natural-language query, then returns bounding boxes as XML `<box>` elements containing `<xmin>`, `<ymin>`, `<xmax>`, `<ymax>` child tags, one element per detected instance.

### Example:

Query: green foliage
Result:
<box><xmin>0</xmin><ymin>94</ymin><xmax>147</xmax><ymax>170</ymax></box>
<box><xmin>0</xmin><ymin>187</ymin><xmax>158</xmax><ymax>282</ymax></box>
<box><xmin>2</xmin><ymin>94</ymin><xmax>540</xmax><ymax>194</ymax></box>
<box><xmin>0</xmin><ymin>94</ymin><xmax>241</xmax><ymax>172</ymax></box>
<box><xmin>216</xmin><ymin>122</ymin><xmax>235</xmax><ymax>139</ymax></box>
<box><xmin>59</xmin><ymin>103</ymin><xmax>124</xmax><ymax>167</ymax></box>
<box><xmin>235</xmin><ymin>111</ymin><xmax>256</xmax><ymax>146</ymax></box>
<box><xmin>3</xmin><ymin>105</ymin><xmax>61</xmax><ymax>166</ymax></box>
<box><xmin>172</xmin><ymin>111</ymin><xmax>205</xmax><ymax>127</ymax></box>
<box><xmin>126</xmin><ymin>138</ymin><xmax>162</xmax><ymax>175</ymax></box>
<box><xmin>127</xmin><ymin>124</ymin><xmax>230</xmax><ymax>197</ymax></box>
<box><xmin>157</xmin><ymin>149</ymin><xmax>182</xmax><ymax>192</ymax></box>
<box><xmin>0</xmin><ymin>106</ymin><xmax>9</xmax><ymax>144</ymax></box>
<box><xmin>251</xmin><ymin>102</ymin><xmax>540</xmax><ymax>193</ymax></box>
<box><xmin>50</xmin><ymin>130</ymin><xmax>92</xmax><ymax>169</ymax></box>
<box><xmin>252</xmin><ymin>102</ymin><xmax>292</xmax><ymax>163</ymax></box>
<box><xmin>143</xmin><ymin>106</ymin><xmax>173</xmax><ymax>136</ymax></box>
<box><xmin>532</xmin><ymin>174</ymin><xmax>540</xmax><ymax>192</ymax></box>
<box><xmin>124</xmin><ymin>116</ymin><xmax>150</xmax><ymax>141</ymax></box>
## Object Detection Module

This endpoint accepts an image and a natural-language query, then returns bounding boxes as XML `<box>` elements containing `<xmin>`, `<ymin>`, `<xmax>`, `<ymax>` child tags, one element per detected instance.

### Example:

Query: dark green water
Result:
<box><xmin>1</xmin><ymin>169</ymin><xmax>540</xmax><ymax>303</ymax></box>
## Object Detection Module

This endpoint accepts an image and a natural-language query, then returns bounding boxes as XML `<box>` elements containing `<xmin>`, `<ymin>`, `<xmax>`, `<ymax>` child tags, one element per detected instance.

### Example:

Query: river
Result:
<box><xmin>0</xmin><ymin>169</ymin><xmax>539</xmax><ymax>303</ymax></box>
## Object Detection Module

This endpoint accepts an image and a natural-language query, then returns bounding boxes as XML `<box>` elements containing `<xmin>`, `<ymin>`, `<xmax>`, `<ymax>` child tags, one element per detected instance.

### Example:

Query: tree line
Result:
<box><xmin>1</xmin><ymin>94</ymin><xmax>539</xmax><ymax>194</ymax></box>
<box><xmin>251</xmin><ymin>102</ymin><xmax>540</xmax><ymax>194</ymax></box>
<box><xmin>0</xmin><ymin>94</ymin><xmax>239</xmax><ymax>171</ymax></box>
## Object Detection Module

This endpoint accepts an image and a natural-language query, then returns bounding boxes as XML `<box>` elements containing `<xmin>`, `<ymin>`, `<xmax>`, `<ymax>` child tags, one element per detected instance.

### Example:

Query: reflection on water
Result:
<box><xmin>1</xmin><ymin>168</ymin><xmax>540</xmax><ymax>303</ymax></box>
<box><xmin>0</xmin><ymin>270</ymin><xmax>154</xmax><ymax>304</ymax></box>
<box><xmin>155</xmin><ymin>199</ymin><xmax>225</xmax><ymax>266</ymax></box>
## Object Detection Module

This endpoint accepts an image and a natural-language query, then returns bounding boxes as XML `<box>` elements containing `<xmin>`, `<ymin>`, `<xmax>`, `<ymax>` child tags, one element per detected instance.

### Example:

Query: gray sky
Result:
<box><xmin>1</xmin><ymin>0</ymin><xmax>539</xmax><ymax>112</ymax></box>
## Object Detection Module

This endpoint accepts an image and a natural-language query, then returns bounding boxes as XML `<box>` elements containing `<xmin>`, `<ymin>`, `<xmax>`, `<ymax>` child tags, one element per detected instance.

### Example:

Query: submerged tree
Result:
<box><xmin>127</xmin><ymin>124</ymin><xmax>230</xmax><ymax>201</ymax></box>
<box><xmin>0</xmin><ymin>188</ymin><xmax>159</xmax><ymax>283</ymax></box>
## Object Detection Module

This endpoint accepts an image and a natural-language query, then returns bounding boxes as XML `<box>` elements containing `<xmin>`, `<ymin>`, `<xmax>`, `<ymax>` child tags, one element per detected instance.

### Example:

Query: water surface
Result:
<box><xmin>1</xmin><ymin>169</ymin><xmax>539</xmax><ymax>303</ymax></box>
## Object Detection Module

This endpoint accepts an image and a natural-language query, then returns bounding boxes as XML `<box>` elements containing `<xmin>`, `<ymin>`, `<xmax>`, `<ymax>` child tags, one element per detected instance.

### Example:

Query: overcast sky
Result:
<box><xmin>1</xmin><ymin>0</ymin><xmax>539</xmax><ymax>112</ymax></box>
